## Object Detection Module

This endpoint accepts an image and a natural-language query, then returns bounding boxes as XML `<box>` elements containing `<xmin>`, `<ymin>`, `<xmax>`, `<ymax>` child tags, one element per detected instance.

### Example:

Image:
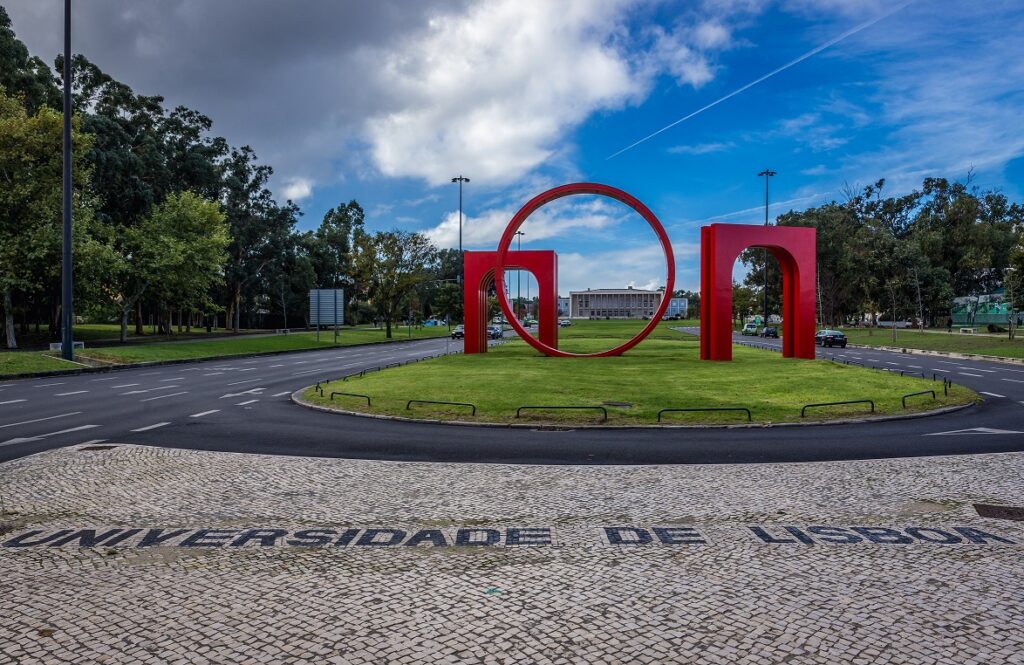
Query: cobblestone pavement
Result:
<box><xmin>1</xmin><ymin>445</ymin><xmax>1023</xmax><ymax>664</ymax></box>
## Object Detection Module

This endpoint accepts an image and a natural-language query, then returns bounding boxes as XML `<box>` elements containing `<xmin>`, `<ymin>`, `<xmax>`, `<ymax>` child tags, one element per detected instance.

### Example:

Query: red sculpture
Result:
<box><xmin>700</xmin><ymin>223</ymin><xmax>817</xmax><ymax>360</ymax></box>
<box><xmin>462</xmin><ymin>250</ymin><xmax>559</xmax><ymax>354</ymax></box>
<box><xmin>492</xmin><ymin>183</ymin><xmax>675</xmax><ymax>358</ymax></box>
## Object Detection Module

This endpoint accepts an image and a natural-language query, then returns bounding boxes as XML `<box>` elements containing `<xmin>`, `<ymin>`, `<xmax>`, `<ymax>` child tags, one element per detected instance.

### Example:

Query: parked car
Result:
<box><xmin>760</xmin><ymin>326</ymin><xmax>779</xmax><ymax>338</ymax></box>
<box><xmin>558</xmin><ymin>319</ymin><xmax>572</xmax><ymax>327</ymax></box>
<box><xmin>451</xmin><ymin>324</ymin><xmax>465</xmax><ymax>339</ymax></box>
<box><xmin>740</xmin><ymin>322</ymin><xmax>759</xmax><ymax>335</ymax></box>
<box><xmin>487</xmin><ymin>326</ymin><xmax>504</xmax><ymax>339</ymax></box>
<box><xmin>815</xmin><ymin>329</ymin><xmax>847</xmax><ymax>348</ymax></box>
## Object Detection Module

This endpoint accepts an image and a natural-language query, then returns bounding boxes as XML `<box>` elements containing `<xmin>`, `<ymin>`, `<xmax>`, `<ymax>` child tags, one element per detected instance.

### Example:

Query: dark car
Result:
<box><xmin>451</xmin><ymin>324</ymin><xmax>465</xmax><ymax>339</ymax></box>
<box><xmin>487</xmin><ymin>326</ymin><xmax>504</xmax><ymax>340</ymax></box>
<box><xmin>760</xmin><ymin>326</ymin><xmax>779</xmax><ymax>338</ymax></box>
<box><xmin>815</xmin><ymin>329</ymin><xmax>847</xmax><ymax>348</ymax></box>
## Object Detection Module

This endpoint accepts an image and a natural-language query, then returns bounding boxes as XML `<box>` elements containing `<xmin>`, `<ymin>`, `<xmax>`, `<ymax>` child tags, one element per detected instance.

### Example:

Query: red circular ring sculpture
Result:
<box><xmin>494</xmin><ymin>182</ymin><xmax>675</xmax><ymax>358</ymax></box>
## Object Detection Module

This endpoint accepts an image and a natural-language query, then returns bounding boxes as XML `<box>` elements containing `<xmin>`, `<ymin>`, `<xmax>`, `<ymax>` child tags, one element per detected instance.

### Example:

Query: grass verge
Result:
<box><xmin>0</xmin><ymin>352</ymin><xmax>84</xmax><ymax>375</ymax></box>
<box><xmin>76</xmin><ymin>326</ymin><xmax>451</xmax><ymax>364</ymax></box>
<box><xmin>304</xmin><ymin>322</ymin><xmax>974</xmax><ymax>426</ymax></box>
<box><xmin>843</xmin><ymin>328</ymin><xmax>1024</xmax><ymax>358</ymax></box>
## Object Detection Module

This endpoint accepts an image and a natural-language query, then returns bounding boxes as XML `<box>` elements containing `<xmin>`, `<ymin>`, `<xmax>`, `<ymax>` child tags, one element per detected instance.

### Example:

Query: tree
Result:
<box><xmin>143</xmin><ymin>192</ymin><xmax>229</xmax><ymax>334</ymax></box>
<box><xmin>0</xmin><ymin>8</ymin><xmax>60</xmax><ymax>113</ymax></box>
<box><xmin>354</xmin><ymin>231</ymin><xmax>438</xmax><ymax>338</ymax></box>
<box><xmin>0</xmin><ymin>88</ymin><xmax>91</xmax><ymax>348</ymax></box>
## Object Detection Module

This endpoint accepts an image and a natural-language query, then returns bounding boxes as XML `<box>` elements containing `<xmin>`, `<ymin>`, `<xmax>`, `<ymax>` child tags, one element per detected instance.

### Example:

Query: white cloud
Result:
<box><xmin>281</xmin><ymin>177</ymin><xmax>314</xmax><ymax>202</ymax></box>
<box><xmin>667</xmin><ymin>141</ymin><xmax>734</xmax><ymax>155</ymax></box>
<box><xmin>364</xmin><ymin>0</ymin><xmax>647</xmax><ymax>187</ymax></box>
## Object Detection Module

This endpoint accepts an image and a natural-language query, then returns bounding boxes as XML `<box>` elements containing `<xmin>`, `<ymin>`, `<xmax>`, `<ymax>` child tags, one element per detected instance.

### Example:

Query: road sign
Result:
<box><xmin>309</xmin><ymin>289</ymin><xmax>344</xmax><ymax>326</ymax></box>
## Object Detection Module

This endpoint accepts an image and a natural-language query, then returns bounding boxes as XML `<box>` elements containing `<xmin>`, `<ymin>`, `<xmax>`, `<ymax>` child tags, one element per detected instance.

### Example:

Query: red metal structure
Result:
<box><xmin>492</xmin><ymin>183</ymin><xmax>675</xmax><ymax>358</ymax></box>
<box><xmin>462</xmin><ymin>250</ymin><xmax>559</xmax><ymax>354</ymax></box>
<box><xmin>700</xmin><ymin>223</ymin><xmax>817</xmax><ymax>360</ymax></box>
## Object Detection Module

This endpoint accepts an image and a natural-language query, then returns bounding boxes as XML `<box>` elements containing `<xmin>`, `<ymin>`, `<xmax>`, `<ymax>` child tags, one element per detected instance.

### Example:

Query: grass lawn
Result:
<box><xmin>306</xmin><ymin>321</ymin><xmax>974</xmax><ymax>425</ymax></box>
<box><xmin>842</xmin><ymin>328</ymin><xmax>1024</xmax><ymax>358</ymax></box>
<box><xmin>0</xmin><ymin>351</ymin><xmax>84</xmax><ymax>376</ymax></box>
<box><xmin>77</xmin><ymin>325</ymin><xmax>450</xmax><ymax>364</ymax></box>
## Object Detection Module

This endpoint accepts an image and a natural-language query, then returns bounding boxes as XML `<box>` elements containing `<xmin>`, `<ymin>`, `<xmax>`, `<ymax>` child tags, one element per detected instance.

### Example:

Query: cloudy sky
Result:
<box><xmin>5</xmin><ymin>0</ymin><xmax>1024</xmax><ymax>294</ymax></box>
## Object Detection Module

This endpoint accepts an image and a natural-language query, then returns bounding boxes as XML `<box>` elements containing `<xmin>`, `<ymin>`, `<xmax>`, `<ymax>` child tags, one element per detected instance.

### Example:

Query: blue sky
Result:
<box><xmin>8</xmin><ymin>0</ymin><xmax>1024</xmax><ymax>294</ymax></box>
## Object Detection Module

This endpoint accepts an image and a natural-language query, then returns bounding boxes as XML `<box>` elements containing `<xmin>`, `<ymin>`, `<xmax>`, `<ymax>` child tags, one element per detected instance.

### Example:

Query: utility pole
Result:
<box><xmin>452</xmin><ymin>176</ymin><xmax>470</xmax><ymax>285</ymax></box>
<box><xmin>514</xmin><ymin>231</ymin><xmax>524</xmax><ymax>321</ymax></box>
<box><xmin>61</xmin><ymin>0</ymin><xmax>74</xmax><ymax>360</ymax></box>
<box><xmin>758</xmin><ymin>169</ymin><xmax>776</xmax><ymax>326</ymax></box>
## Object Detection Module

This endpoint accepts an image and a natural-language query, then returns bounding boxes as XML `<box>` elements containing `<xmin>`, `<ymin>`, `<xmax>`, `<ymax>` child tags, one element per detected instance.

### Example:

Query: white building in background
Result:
<box><xmin>570</xmin><ymin>287</ymin><xmax>663</xmax><ymax>319</ymax></box>
<box><xmin>557</xmin><ymin>297</ymin><xmax>570</xmax><ymax>316</ymax></box>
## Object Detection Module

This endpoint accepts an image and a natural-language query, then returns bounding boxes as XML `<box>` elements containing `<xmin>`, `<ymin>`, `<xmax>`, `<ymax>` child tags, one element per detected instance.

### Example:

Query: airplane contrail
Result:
<box><xmin>607</xmin><ymin>2</ymin><xmax>913</xmax><ymax>160</ymax></box>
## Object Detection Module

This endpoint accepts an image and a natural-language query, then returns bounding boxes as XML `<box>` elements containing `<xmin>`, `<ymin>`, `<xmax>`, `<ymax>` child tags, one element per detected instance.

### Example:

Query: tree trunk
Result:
<box><xmin>385</xmin><ymin>319</ymin><xmax>392</xmax><ymax>339</ymax></box>
<box><xmin>136</xmin><ymin>300</ymin><xmax>144</xmax><ymax>336</ymax></box>
<box><xmin>3</xmin><ymin>288</ymin><xmax>16</xmax><ymax>349</ymax></box>
<box><xmin>120</xmin><ymin>304</ymin><xmax>129</xmax><ymax>344</ymax></box>
<box><xmin>233</xmin><ymin>286</ymin><xmax>242</xmax><ymax>333</ymax></box>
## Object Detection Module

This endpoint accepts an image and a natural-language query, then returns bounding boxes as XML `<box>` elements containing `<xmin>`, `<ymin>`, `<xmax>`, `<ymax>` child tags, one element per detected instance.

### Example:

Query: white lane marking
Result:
<box><xmin>243</xmin><ymin>360</ymin><xmax>259</xmax><ymax>364</ymax></box>
<box><xmin>140</xmin><ymin>391</ymin><xmax>189</xmax><ymax>402</ymax></box>
<box><xmin>959</xmin><ymin>372</ymin><xmax>983</xmax><ymax>377</ymax></box>
<box><xmin>139</xmin><ymin>372</ymin><xmax>161</xmax><ymax>376</ymax></box>
<box><xmin>220</xmin><ymin>388</ymin><xmax>265</xmax><ymax>399</ymax></box>
<box><xmin>885</xmin><ymin>362</ymin><xmax>899</xmax><ymax>366</ymax></box>
<box><xmin>925</xmin><ymin>427</ymin><xmax>1023</xmax><ymax>436</ymax></box>
<box><xmin>202</xmin><ymin>372</ymin><xmax>225</xmax><ymax>377</ymax></box>
<box><xmin>293</xmin><ymin>361</ymin><xmax>309</xmax><ymax>365</ymax></box>
<box><xmin>0</xmin><ymin>399</ymin><xmax>27</xmax><ymax>405</ymax></box>
<box><xmin>980</xmin><ymin>392</ymin><xmax>1006</xmax><ymax>398</ymax></box>
<box><xmin>937</xmin><ymin>360</ymin><xmax>959</xmax><ymax>365</ymax></box>
<box><xmin>1002</xmin><ymin>378</ymin><xmax>1024</xmax><ymax>384</ymax></box>
<box><xmin>292</xmin><ymin>369</ymin><xmax>325</xmax><ymax>377</ymax></box>
<box><xmin>238</xmin><ymin>368</ymin><xmax>257</xmax><ymax>372</ymax></box>
<box><xmin>0</xmin><ymin>412</ymin><xmax>81</xmax><ymax>430</ymax></box>
<box><xmin>181</xmin><ymin>368</ymin><xmax>201</xmax><ymax>372</ymax></box>
<box><xmin>55</xmin><ymin>390</ymin><xmax>89</xmax><ymax>396</ymax></box>
<box><xmin>272</xmin><ymin>392</ymin><xmax>291</xmax><ymax>397</ymax></box>
<box><xmin>1</xmin><ymin>424</ymin><xmax>101</xmax><ymax>447</ymax></box>
<box><xmin>236</xmin><ymin>399</ymin><xmax>259</xmax><ymax>406</ymax></box>
<box><xmin>112</xmin><ymin>383</ymin><xmax>140</xmax><ymax>389</ymax></box>
<box><xmin>33</xmin><ymin>382</ymin><xmax>65</xmax><ymax>388</ymax></box>
<box><xmin>907</xmin><ymin>365</ymin><xmax>922</xmax><ymax>369</ymax></box>
<box><xmin>130</xmin><ymin>422</ymin><xmax>170</xmax><ymax>432</ymax></box>
<box><xmin>120</xmin><ymin>386</ymin><xmax>179</xmax><ymax>395</ymax></box>
<box><xmin>189</xmin><ymin>410</ymin><xmax>220</xmax><ymax>418</ymax></box>
<box><xmin>269</xmin><ymin>364</ymin><xmax>285</xmax><ymax>368</ymax></box>
<box><xmin>90</xmin><ymin>377</ymin><xmax>118</xmax><ymax>382</ymax></box>
<box><xmin>961</xmin><ymin>368</ymin><xmax>996</xmax><ymax>373</ymax></box>
<box><xmin>159</xmin><ymin>377</ymin><xmax>186</xmax><ymax>382</ymax></box>
<box><xmin>930</xmin><ymin>368</ymin><xmax>950</xmax><ymax>373</ymax></box>
<box><xmin>226</xmin><ymin>378</ymin><xmax>261</xmax><ymax>386</ymax></box>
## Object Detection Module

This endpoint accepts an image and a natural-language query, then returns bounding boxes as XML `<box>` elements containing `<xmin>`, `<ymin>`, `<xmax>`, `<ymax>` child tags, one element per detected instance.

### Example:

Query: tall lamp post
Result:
<box><xmin>452</xmin><ymin>176</ymin><xmax>470</xmax><ymax>285</ymax></box>
<box><xmin>514</xmin><ymin>231</ymin><xmax>524</xmax><ymax>321</ymax></box>
<box><xmin>1006</xmin><ymin>267</ymin><xmax>1017</xmax><ymax>341</ymax></box>
<box><xmin>757</xmin><ymin>169</ymin><xmax>776</xmax><ymax>325</ymax></box>
<box><xmin>61</xmin><ymin>0</ymin><xmax>74</xmax><ymax>360</ymax></box>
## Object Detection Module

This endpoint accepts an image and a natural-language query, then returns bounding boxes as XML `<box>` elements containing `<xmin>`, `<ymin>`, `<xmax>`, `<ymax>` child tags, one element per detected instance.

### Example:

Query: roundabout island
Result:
<box><xmin>300</xmin><ymin>321</ymin><xmax>975</xmax><ymax>428</ymax></box>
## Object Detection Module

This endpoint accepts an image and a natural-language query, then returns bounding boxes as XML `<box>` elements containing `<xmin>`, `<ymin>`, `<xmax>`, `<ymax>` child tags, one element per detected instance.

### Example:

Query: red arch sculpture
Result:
<box><xmin>462</xmin><ymin>250</ymin><xmax>559</xmax><ymax>355</ymax></box>
<box><xmin>700</xmin><ymin>223</ymin><xmax>817</xmax><ymax>360</ymax></box>
<box><xmin>493</xmin><ymin>183</ymin><xmax>675</xmax><ymax>358</ymax></box>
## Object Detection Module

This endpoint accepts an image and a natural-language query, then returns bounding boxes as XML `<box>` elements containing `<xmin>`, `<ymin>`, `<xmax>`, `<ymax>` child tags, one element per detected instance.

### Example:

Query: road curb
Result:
<box><xmin>0</xmin><ymin>335</ymin><xmax>451</xmax><ymax>382</ymax></box>
<box><xmin>291</xmin><ymin>387</ymin><xmax>975</xmax><ymax>430</ymax></box>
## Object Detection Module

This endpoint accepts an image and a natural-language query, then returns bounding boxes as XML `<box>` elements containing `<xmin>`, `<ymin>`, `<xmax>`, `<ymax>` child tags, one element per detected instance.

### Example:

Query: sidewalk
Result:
<box><xmin>2</xmin><ymin>445</ymin><xmax>1022</xmax><ymax>664</ymax></box>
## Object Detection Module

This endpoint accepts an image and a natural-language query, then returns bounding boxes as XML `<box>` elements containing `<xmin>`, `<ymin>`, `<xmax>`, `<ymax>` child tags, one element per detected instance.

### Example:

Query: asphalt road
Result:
<box><xmin>1</xmin><ymin>331</ymin><xmax>1023</xmax><ymax>465</ymax></box>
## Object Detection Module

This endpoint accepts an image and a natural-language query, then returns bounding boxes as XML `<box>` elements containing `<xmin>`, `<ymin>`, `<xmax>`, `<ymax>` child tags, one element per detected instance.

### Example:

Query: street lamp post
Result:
<box><xmin>61</xmin><ymin>0</ymin><xmax>74</xmax><ymax>360</ymax></box>
<box><xmin>758</xmin><ymin>169</ymin><xmax>776</xmax><ymax>326</ymax></box>
<box><xmin>514</xmin><ymin>231</ymin><xmax>524</xmax><ymax>321</ymax></box>
<box><xmin>452</xmin><ymin>176</ymin><xmax>470</xmax><ymax>285</ymax></box>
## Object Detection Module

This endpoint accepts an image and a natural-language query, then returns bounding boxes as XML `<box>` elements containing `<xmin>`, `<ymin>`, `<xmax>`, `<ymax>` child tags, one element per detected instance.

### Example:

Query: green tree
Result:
<box><xmin>0</xmin><ymin>88</ymin><xmax>91</xmax><ymax>348</ymax></box>
<box><xmin>354</xmin><ymin>231</ymin><xmax>438</xmax><ymax>338</ymax></box>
